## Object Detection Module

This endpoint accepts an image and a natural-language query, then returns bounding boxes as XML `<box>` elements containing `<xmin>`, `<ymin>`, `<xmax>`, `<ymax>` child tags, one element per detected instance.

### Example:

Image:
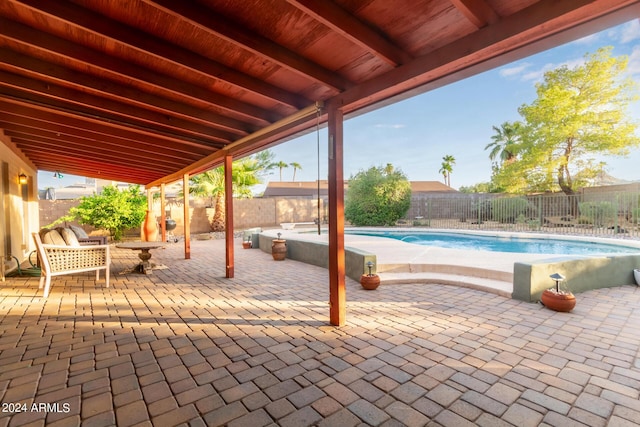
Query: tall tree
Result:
<box><xmin>290</xmin><ymin>162</ymin><xmax>302</xmax><ymax>181</ymax></box>
<box><xmin>439</xmin><ymin>155</ymin><xmax>456</xmax><ymax>186</ymax></box>
<box><xmin>485</xmin><ymin>121</ymin><xmax>522</xmax><ymax>166</ymax></box>
<box><xmin>274</xmin><ymin>161</ymin><xmax>289</xmax><ymax>181</ymax></box>
<box><xmin>494</xmin><ymin>47</ymin><xmax>639</xmax><ymax>198</ymax></box>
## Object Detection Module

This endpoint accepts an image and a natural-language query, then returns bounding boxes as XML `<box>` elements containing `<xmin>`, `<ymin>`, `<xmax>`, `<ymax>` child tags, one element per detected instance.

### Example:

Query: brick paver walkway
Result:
<box><xmin>1</xmin><ymin>238</ymin><xmax>640</xmax><ymax>426</ymax></box>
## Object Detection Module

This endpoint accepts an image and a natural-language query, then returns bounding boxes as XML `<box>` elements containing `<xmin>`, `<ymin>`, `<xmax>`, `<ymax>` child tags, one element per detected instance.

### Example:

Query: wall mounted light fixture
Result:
<box><xmin>18</xmin><ymin>173</ymin><xmax>27</xmax><ymax>185</ymax></box>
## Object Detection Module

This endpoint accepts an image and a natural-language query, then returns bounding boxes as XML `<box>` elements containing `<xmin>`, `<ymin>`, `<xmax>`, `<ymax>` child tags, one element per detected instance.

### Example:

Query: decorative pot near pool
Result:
<box><xmin>540</xmin><ymin>289</ymin><xmax>576</xmax><ymax>312</ymax></box>
<box><xmin>360</xmin><ymin>274</ymin><xmax>380</xmax><ymax>290</ymax></box>
<box><xmin>272</xmin><ymin>239</ymin><xmax>287</xmax><ymax>261</ymax></box>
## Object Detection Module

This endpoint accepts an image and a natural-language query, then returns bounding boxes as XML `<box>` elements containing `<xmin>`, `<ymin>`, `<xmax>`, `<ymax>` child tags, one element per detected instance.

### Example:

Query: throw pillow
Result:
<box><xmin>69</xmin><ymin>224</ymin><xmax>89</xmax><ymax>239</ymax></box>
<box><xmin>58</xmin><ymin>228</ymin><xmax>81</xmax><ymax>247</ymax></box>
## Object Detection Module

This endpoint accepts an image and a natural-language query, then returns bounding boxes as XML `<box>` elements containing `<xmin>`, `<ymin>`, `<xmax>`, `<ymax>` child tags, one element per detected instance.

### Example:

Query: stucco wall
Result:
<box><xmin>39</xmin><ymin>197</ymin><xmax>322</xmax><ymax>236</ymax></box>
<box><xmin>1</xmin><ymin>132</ymin><xmax>39</xmax><ymax>276</ymax></box>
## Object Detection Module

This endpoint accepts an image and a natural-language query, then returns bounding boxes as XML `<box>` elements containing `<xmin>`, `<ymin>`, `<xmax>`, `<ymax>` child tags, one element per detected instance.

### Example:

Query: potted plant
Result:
<box><xmin>360</xmin><ymin>261</ymin><xmax>380</xmax><ymax>290</ymax></box>
<box><xmin>540</xmin><ymin>273</ymin><xmax>576</xmax><ymax>312</ymax></box>
<box><xmin>271</xmin><ymin>233</ymin><xmax>287</xmax><ymax>261</ymax></box>
<box><xmin>242</xmin><ymin>235</ymin><xmax>252</xmax><ymax>249</ymax></box>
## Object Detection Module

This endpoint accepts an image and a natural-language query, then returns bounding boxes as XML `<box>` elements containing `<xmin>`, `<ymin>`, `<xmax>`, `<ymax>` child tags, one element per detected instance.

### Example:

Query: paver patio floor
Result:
<box><xmin>1</xmin><ymin>238</ymin><xmax>640</xmax><ymax>426</ymax></box>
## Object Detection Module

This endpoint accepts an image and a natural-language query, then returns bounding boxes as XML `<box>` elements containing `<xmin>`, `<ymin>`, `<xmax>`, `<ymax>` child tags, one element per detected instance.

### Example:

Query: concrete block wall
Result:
<box><xmin>513</xmin><ymin>254</ymin><xmax>640</xmax><ymax>302</ymax></box>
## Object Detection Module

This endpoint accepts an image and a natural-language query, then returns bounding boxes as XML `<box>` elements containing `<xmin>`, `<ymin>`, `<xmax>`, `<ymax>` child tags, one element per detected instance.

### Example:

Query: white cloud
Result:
<box><xmin>574</xmin><ymin>33</ymin><xmax>600</xmax><ymax>45</ymax></box>
<box><xmin>520</xmin><ymin>57</ymin><xmax>586</xmax><ymax>83</ymax></box>
<box><xmin>626</xmin><ymin>45</ymin><xmax>640</xmax><ymax>76</ymax></box>
<box><xmin>374</xmin><ymin>124</ymin><xmax>405</xmax><ymax>129</ymax></box>
<box><xmin>619</xmin><ymin>19</ymin><xmax>640</xmax><ymax>43</ymax></box>
<box><xmin>498</xmin><ymin>63</ymin><xmax>531</xmax><ymax>78</ymax></box>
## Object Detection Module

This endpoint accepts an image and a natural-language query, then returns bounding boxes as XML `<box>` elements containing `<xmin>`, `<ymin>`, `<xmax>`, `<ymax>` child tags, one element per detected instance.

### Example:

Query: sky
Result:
<box><xmin>39</xmin><ymin>19</ymin><xmax>640</xmax><ymax>191</ymax></box>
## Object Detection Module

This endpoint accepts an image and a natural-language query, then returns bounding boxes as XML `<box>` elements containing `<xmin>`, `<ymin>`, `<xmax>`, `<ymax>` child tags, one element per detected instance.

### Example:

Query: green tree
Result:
<box><xmin>190</xmin><ymin>155</ymin><xmax>265</xmax><ymax>232</ymax></box>
<box><xmin>289</xmin><ymin>162</ymin><xmax>302</xmax><ymax>181</ymax></box>
<box><xmin>60</xmin><ymin>185</ymin><xmax>147</xmax><ymax>241</ymax></box>
<box><xmin>345</xmin><ymin>164</ymin><xmax>411</xmax><ymax>226</ymax></box>
<box><xmin>439</xmin><ymin>155</ymin><xmax>456</xmax><ymax>187</ymax></box>
<box><xmin>494</xmin><ymin>47</ymin><xmax>639</xmax><ymax>198</ymax></box>
<box><xmin>485</xmin><ymin>121</ymin><xmax>522</xmax><ymax>166</ymax></box>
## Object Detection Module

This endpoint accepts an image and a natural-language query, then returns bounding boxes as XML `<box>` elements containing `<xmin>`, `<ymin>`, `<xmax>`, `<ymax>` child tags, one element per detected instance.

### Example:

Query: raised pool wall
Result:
<box><xmin>258</xmin><ymin>234</ymin><xmax>375</xmax><ymax>281</ymax></box>
<box><xmin>513</xmin><ymin>254</ymin><xmax>640</xmax><ymax>302</ymax></box>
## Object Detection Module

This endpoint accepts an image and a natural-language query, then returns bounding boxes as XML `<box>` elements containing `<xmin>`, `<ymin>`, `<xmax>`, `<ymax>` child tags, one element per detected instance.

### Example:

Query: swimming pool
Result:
<box><xmin>348</xmin><ymin>230</ymin><xmax>638</xmax><ymax>255</ymax></box>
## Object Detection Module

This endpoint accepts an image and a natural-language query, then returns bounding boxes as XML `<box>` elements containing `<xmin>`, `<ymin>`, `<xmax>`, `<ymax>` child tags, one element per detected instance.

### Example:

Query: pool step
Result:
<box><xmin>377</xmin><ymin>272</ymin><xmax>513</xmax><ymax>298</ymax></box>
<box><xmin>377</xmin><ymin>263</ymin><xmax>513</xmax><ymax>283</ymax></box>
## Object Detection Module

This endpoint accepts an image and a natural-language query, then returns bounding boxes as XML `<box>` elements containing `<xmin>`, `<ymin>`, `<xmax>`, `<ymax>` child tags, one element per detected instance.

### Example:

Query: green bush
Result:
<box><xmin>49</xmin><ymin>185</ymin><xmax>147</xmax><ymax>240</ymax></box>
<box><xmin>345</xmin><ymin>164</ymin><xmax>411</xmax><ymax>226</ymax></box>
<box><xmin>490</xmin><ymin>197</ymin><xmax>530</xmax><ymax>223</ymax></box>
<box><xmin>579</xmin><ymin>201</ymin><xmax>617</xmax><ymax>227</ymax></box>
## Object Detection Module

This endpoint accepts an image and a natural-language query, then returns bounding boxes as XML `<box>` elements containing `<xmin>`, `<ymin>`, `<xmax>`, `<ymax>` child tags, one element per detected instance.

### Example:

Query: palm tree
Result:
<box><xmin>290</xmin><ymin>162</ymin><xmax>302</xmax><ymax>181</ymax></box>
<box><xmin>485</xmin><ymin>121</ymin><xmax>522</xmax><ymax>166</ymax></box>
<box><xmin>190</xmin><ymin>170</ymin><xmax>226</xmax><ymax>231</ymax></box>
<box><xmin>189</xmin><ymin>157</ymin><xmax>266</xmax><ymax>232</ymax></box>
<box><xmin>440</xmin><ymin>155</ymin><xmax>456</xmax><ymax>186</ymax></box>
<box><xmin>274</xmin><ymin>161</ymin><xmax>288</xmax><ymax>181</ymax></box>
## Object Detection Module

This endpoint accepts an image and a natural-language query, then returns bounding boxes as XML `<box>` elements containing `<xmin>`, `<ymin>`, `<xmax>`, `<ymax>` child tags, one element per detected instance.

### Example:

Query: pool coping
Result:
<box><xmin>259</xmin><ymin>227</ymin><xmax>640</xmax><ymax>300</ymax></box>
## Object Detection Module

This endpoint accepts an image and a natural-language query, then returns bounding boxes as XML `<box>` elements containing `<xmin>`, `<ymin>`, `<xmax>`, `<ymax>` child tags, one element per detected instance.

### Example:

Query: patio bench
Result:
<box><xmin>32</xmin><ymin>231</ymin><xmax>110</xmax><ymax>299</ymax></box>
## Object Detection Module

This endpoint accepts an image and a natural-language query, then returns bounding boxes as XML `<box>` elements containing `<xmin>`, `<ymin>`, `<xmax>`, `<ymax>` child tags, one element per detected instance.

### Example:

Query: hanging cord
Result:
<box><xmin>316</xmin><ymin>102</ymin><xmax>322</xmax><ymax>235</ymax></box>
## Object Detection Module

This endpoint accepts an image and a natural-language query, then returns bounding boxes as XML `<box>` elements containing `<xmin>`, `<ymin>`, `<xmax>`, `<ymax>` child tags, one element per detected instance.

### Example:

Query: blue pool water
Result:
<box><xmin>349</xmin><ymin>231</ymin><xmax>637</xmax><ymax>255</ymax></box>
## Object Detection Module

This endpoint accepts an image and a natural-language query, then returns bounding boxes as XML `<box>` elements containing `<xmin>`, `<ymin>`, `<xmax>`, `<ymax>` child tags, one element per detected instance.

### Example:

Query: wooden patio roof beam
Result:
<box><xmin>9</xmin><ymin>0</ymin><xmax>307</xmax><ymax>110</ymax></box>
<box><xmin>0</xmin><ymin>84</ymin><xmax>232</xmax><ymax>146</ymax></box>
<box><xmin>11</xmin><ymin>136</ymin><xmax>181</xmax><ymax>172</ymax></box>
<box><xmin>450</xmin><ymin>0</ymin><xmax>500</xmax><ymax>28</ymax></box>
<box><xmin>0</xmin><ymin>99</ymin><xmax>216</xmax><ymax>155</ymax></box>
<box><xmin>0</xmin><ymin>47</ymin><xmax>275</xmax><ymax>127</ymax></box>
<box><xmin>286</xmin><ymin>0</ymin><xmax>412</xmax><ymax>66</ymax></box>
<box><xmin>329</xmin><ymin>0</ymin><xmax>640</xmax><ymax>113</ymax></box>
<box><xmin>146</xmin><ymin>102</ymin><xmax>323</xmax><ymax>187</ymax></box>
<box><xmin>143</xmin><ymin>0</ymin><xmax>351</xmax><ymax>92</ymax></box>
<box><xmin>0</xmin><ymin>119</ymin><xmax>205</xmax><ymax>161</ymax></box>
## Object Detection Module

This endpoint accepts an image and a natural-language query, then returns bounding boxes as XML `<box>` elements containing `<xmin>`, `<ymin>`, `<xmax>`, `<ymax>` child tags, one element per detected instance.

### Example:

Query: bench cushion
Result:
<box><xmin>43</xmin><ymin>229</ymin><xmax>67</xmax><ymax>246</ymax></box>
<box><xmin>58</xmin><ymin>227</ymin><xmax>81</xmax><ymax>247</ymax></box>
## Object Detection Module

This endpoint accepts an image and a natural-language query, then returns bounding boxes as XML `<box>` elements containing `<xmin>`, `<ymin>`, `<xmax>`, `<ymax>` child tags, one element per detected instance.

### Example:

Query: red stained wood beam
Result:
<box><xmin>450</xmin><ymin>0</ymin><xmax>500</xmax><ymax>28</ymax></box>
<box><xmin>287</xmin><ymin>0</ymin><xmax>412</xmax><ymax>66</ymax></box>
<box><xmin>327</xmin><ymin>105</ymin><xmax>345</xmax><ymax>327</ymax></box>
<box><xmin>224</xmin><ymin>154</ymin><xmax>234</xmax><ymax>278</ymax></box>
<box><xmin>6</xmin><ymin>1</ymin><xmax>305</xmax><ymax>110</ymax></box>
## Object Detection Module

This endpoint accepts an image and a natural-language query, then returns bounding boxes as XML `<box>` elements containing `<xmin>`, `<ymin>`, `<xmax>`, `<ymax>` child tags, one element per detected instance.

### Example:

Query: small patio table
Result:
<box><xmin>116</xmin><ymin>241</ymin><xmax>165</xmax><ymax>274</ymax></box>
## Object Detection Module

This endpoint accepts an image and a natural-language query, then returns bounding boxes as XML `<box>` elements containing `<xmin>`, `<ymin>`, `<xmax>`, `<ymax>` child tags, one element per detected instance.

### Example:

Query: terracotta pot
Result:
<box><xmin>141</xmin><ymin>210</ymin><xmax>158</xmax><ymax>242</ymax></box>
<box><xmin>272</xmin><ymin>239</ymin><xmax>287</xmax><ymax>261</ymax></box>
<box><xmin>360</xmin><ymin>274</ymin><xmax>380</xmax><ymax>290</ymax></box>
<box><xmin>540</xmin><ymin>289</ymin><xmax>576</xmax><ymax>312</ymax></box>
<box><xmin>242</xmin><ymin>241</ymin><xmax>252</xmax><ymax>249</ymax></box>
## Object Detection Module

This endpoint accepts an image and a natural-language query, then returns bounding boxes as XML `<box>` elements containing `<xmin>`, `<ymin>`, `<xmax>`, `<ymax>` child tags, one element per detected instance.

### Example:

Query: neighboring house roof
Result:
<box><xmin>411</xmin><ymin>181</ymin><xmax>458</xmax><ymax>193</ymax></box>
<box><xmin>262</xmin><ymin>181</ymin><xmax>346</xmax><ymax>197</ymax></box>
<box><xmin>262</xmin><ymin>180</ymin><xmax>455</xmax><ymax>197</ymax></box>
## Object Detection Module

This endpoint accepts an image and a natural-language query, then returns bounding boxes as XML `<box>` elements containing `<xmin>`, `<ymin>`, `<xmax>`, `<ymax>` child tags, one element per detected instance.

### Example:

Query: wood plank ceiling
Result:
<box><xmin>0</xmin><ymin>0</ymin><xmax>638</xmax><ymax>185</ymax></box>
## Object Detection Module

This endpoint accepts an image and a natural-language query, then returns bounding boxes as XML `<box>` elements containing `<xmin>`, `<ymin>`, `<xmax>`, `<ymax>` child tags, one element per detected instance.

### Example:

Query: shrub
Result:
<box><xmin>578</xmin><ymin>201</ymin><xmax>617</xmax><ymax>227</ymax></box>
<box><xmin>49</xmin><ymin>185</ymin><xmax>147</xmax><ymax>240</ymax></box>
<box><xmin>345</xmin><ymin>164</ymin><xmax>411</xmax><ymax>226</ymax></box>
<box><xmin>490</xmin><ymin>197</ymin><xmax>531</xmax><ymax>223</ymax></box>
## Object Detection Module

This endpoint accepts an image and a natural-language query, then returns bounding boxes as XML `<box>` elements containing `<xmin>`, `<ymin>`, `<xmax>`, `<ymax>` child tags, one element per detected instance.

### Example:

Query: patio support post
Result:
<box><xmin>160</xmin><ymin>183</ymin><xmax>166</xmax><ymax>243</ymax></box>
<box><xmin>327</xmin><ymin>105</ymin><xmax>346</xmax><ymax>326</ymax></box>
<box><xmin>183</xmin><ymin>173</ymin><xmax>191</xmax><ymax>259</ymax></box>
<box><xmin>224</xmin><ymin>154</ymin><xmax>234</xmax><ymax>278</ymax></box>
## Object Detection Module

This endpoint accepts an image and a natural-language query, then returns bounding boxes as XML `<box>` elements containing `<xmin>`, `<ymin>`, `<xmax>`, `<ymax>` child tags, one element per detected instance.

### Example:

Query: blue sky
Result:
<box><xmin>265</xmin><ymin>19</ymin><xmax>640</xmax><ymax>190</ymax></box>
<box><xmin>40</xmin><ymin>19</ymin><xmax>640</xmax><ymax>191</ymax></box>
